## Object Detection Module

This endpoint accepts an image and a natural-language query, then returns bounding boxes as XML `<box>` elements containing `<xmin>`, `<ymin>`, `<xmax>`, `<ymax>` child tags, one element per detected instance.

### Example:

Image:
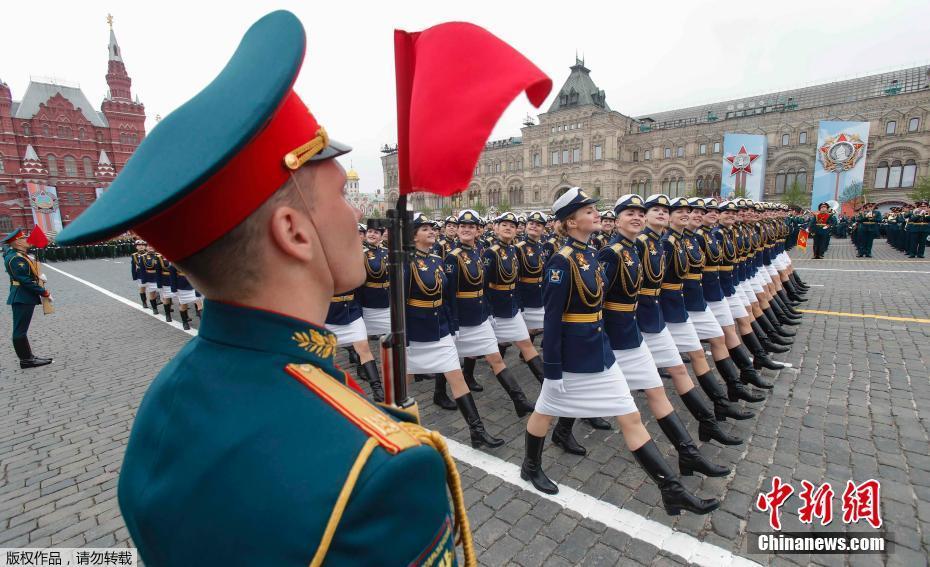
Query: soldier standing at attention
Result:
<box><xmin>809</xmin><ymin>202</ymin><xmax>836</xmax><ymax>259</ymax></box>
<box><xmin>4</xmin><ymin>228</ymin><xmax>53</xmax><ymax>368</ymax></box>
<box><xmin>906</xmin><ymin>201</ymin><xmax>930</xmax><ymax>258</ymax></box>
<box><xmin>55</xmin><ymin>11</ymin><xmax>474</xmax><ymax>566</ymax></box>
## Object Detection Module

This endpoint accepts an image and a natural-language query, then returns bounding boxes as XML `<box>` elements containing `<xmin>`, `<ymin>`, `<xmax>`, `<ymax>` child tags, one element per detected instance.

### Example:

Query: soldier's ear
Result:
<box><xmin>268</xmin><ymin>205</ymin><xmax>315</xmax><ymax>264</ymax></box>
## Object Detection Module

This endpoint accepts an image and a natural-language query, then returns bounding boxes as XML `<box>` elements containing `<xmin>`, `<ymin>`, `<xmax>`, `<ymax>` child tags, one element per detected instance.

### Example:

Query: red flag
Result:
<box><xmin>27</xmin><ymin>225</ymin><xmax>49</xmax><ymax>248</ymax></box>
<box><xmin>797</xmin><ymin>229</ymin><xmax>809</xmax><ymax>250</ymax></box>
<box><xmin>394</xmin><ymin>23</ymin><xmax>552</xmax><ymax>196</ymax></box>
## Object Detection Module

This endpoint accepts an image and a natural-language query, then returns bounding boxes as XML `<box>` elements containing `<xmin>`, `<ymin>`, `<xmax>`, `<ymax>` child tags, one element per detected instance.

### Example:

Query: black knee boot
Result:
<box><xmin>783</xmin><ymin>280</ymin><xmax>808</xmax><ymax>302</ymax></box>
<box><xmin>140</xmin><ymin>292</ymin><xmax>148</xmax><ymax>308</ymax></box>
<box><xmin>551</xmin><ymin>418</ymin><xmax>586</xmax><ymax>455</ymax></box>
<box><xmin>494</xmin><ymin>368</ymin><xmax>535</xmax><ymax>417</ymax></box>
<box><xmin>771</xmin><ymin>296</ymin><xmax>802</xmax><ymax>320</ymax></box>
<box><xmin>680</xmin><ymin>388</ymin><xmax>744</xmax><ymax>445</ymax></box>
<box><xmin>150</xmin><ymin>296</ymin><xmax>160</xmax><ymax>315</ymax></box>
<box><xmin>462</xmin><ymin>357</ymin><xmax>483</xmax><ymax>392</ymax></box>
<box><xmin>695</xmin><ymin>371</ymin><xmax>755</xmax><ymax>421</ymax></box>
<box><xmin>524</xmin><ymin>355</ymin><xmax>544</xmax><ymax>384</ymax></box>
<box><xmin>361</xmin><ymin>360</ymin><xmax>385</xmax><ymax>403</ymax></box>
<box><xmin>715</xmin><ymin>357</ymin><xmax>765</xmax><ymax>402</ymax></box>
<box><xmin>456</xmin><ymin>393</ymin><xmax>504</xmax><ymax>449</ymax></box>
<box><xmin>729</xmin><ymin>343</ymin><xmax>774</xmax><ymax>388</ymax></box>
<box><xmin>657</xmin><ymin>412</ymin><xmax>730</xmax><ymax>477</ymax></box>
<box><xmin>180</xmin><ymin>309</ymin><xmax>191</xmax><ymax>331</ymax></box>
<box><xmin>163</xmin><ymin>302</ymin><xmax>173</xmax><ymax>323</ymax></box>
<box><xmin>632</xmin><ymin>440</ymin><xmax>720</xmax><ymax>515</ymax></box>
<box><xmin>433</xmin><ymin>374</ymin><xmax>457</xmax><ymax>410</ymax></box>
<box><xmin>744</xmin><ymin>329</ymin><xmax>788</xmax><ymax>366</ymax></box>
<box><xmin>521</xmin><ymin>431</ymin><xmax>558</xmax><ymax>494</ymax></box>
<box><xmin>583</xmin><ymin>417</ymin><xmax>613</xmax><ymax>430</ymax></box>
<box><xmin>756</xmin><ymin>314</ymin><xmax>794</xmax><ymax>342</ymax></box>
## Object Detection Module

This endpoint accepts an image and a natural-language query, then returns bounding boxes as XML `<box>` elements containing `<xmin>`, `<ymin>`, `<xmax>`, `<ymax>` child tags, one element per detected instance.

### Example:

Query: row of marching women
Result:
<box><xmin>130</xmin><ymin>239</ymin><xmax>203</xmax><ymax>330</ymax></box>
<box><xmin>316</xmin><ymin>187</ymin><xmax>813</xmax><ymax>517</ymax></box>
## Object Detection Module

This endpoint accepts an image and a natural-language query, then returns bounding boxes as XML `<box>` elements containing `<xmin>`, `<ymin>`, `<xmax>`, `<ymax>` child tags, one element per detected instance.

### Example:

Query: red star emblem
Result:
<box><xmin>725</xmin><ymin>145</ymin><xmax>760</xmax><ymax>175</ymax></box>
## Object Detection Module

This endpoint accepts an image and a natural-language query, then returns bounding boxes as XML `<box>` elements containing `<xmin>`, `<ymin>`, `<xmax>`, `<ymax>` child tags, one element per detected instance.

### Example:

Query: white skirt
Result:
<box><xmin>773</xmin><ymin>255</ymin><xmax>788</xmax><ymax>270</ymax></box>
<box><xmin>738</xmin><ymin>283</ymin><xmax>755</xmax><ymax>306</ymax></box>
<box><xmin>765</xmin><ymin>265</ymin><xmax>779</xmax><ymax>278</ymax></box>
<box><xmin>522</xmin><ymin>306</ymin><xmax>545</xmax><ymax>330</ymax></box>
<box><xmin>134</xmin><ymin>279</ymin><xmax>142</xmax><ymax>285</ymax></box>
<box><xmin>362</xmin><ymin>307</ymin><xmax>391</xmax><ymax>336</ymax></box>
<box><xmin>491</xmin><ymin>312</ymin><xmax>530</xmax><ymax>342</ymax></box>
<box><xmin>688</xmin><ymin>306</ymin><xmax>725</xmax><ymax>339</ymax></box>
<box><xmin>749</xmin><ymin>276</ymin><xmax>765</xmax><ymax>295</ymax></box>
<box><xmin>613</xmin><ymin>342</ymin><xmax>662</xmax><ymax>391</ymax></box>
<box><xmin>455</xmin><ymin>319</ymin><xmax>499</xmax><ymax>358</ymax></box>
<box><xmin>326</xmin><ymin>316</ymin><xmax>368</xmax><ymax>347</ymax></box>
<box><xmin>534</xmin><ymin>362</ymin><xmax>637</xmax><ymax>418</ymax></box>
<box><xmin>666</xmin><ymin>321</ymin><xmax>703</xmax><ymax>353</ymax></box>
<box><xmin>642</xmin><ymin>328</ymin><xmax>684</xmax><ymax>368</ymax></box>
<box><xmin>407</xmin><ymin>334</ymin><xmax>460</xmax><ymax>374</ymax></box>
<box><xmin>176</xmin><ymin>289</ymin><xmax>198</xmax><ymax>305</ymax></box>
<box><xmin>144</xmin><ymin>282</ymin><xmax>159</xmax><ymax>293</ymax></box>
<box><xmin>724</xmin><ymin>295</ymin><xmax>749</xmax><ymax>319</ymax></box>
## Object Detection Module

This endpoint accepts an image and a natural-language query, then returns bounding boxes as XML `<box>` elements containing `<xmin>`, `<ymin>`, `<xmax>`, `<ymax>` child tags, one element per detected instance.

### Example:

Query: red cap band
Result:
<box><xmin>135</xmin><ymin>91</ymin><xmax>320</xmax><ymax>261</ymax></box>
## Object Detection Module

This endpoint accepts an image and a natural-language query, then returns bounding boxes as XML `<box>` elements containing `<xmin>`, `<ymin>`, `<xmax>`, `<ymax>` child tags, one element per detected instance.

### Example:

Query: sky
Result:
<box><xmin>3</xmin><ymin>0</ymin><xmax>930</xmax><ymax>195</ymax></box>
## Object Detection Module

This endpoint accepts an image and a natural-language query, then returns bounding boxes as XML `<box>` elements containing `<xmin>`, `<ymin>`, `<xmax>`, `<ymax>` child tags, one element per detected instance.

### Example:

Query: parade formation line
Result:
<box><xmin>795</xmin><ymin>267</ymin><xmax>930</xmax><ymax>275</ymax></box>
<box><xmin>45</xmin><ymin>263</ymin><xmax>759</xmax><ymax>567</ymax></box>
<box><xmin>797</xmin><ymin>308</ymin><xmax>930</xmax><ymax>324</ymax></box>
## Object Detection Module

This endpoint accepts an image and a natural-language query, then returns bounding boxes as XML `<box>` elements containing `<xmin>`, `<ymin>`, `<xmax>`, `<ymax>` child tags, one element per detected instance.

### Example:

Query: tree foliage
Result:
<box><xmin>910</xmin><ymin>176</ymin><xmax>930</xmax><ymax>202</ymax></box>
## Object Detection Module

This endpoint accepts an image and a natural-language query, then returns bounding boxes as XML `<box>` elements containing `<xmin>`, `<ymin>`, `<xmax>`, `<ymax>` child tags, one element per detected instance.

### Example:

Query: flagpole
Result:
<box><xmin>380</xmin><ymin>196</ymin><xmax>414</xmax><ymax>409</ymax></box>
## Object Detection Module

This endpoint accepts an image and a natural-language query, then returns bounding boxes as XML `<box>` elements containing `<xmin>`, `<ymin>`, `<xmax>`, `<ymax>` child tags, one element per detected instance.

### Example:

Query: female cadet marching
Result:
<box><xmin>358</xmin><ymin>223</ymin><xmax>391</xmax><ymax>339</ymax></box>
<box><xmin>444</xmin><ymin>209</ymin><xmax>535</xmax><ymax>417</ymax></box>
<box><xmin>406</xmin><ymin>213</ymin><xmax>504</xmax><ymax>449</ymax></box>
<box><xmin>515</xmin><ymin>211</ymin><xmax>548</xmax><ymax>336</ymax></box>
<box><xmin>130</xmin><ymin>239</ymin><xmax>149</xmax><ymax>308</ymax></box>
<box><xmin>483</xmin><ymin>212</ymin><xmax>545</xmax><ymax>382</ymax></box>
<box><xmin>324</xmin><ymin>270</ymin><xmax>385</xmax><ymax>403</ymax></box>
<box><xmin>520</xmin><ymin>188</ymin><xmax>718</xmax><ymax>516</ymax></box>
<box><xmin>168</xmin><ymin>263</ymin><xmax>202</xmax><ymax>331</ymax></box>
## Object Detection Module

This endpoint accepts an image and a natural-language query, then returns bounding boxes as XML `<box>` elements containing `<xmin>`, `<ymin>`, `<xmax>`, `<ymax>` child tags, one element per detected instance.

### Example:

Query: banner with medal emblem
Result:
<box><xmin>812</xmin><ymin>121</ymin><xmax>870</xmax><ymax>216</ymax></box>
<box><xmin>721</xmin><ymin>133</ymin><xmax>768</xmax><ymax>201</ymax></box>
<box><xmin>26</xmin><ymin>182</ymin><xmax>64</xmax><ymax>236</ymax></box>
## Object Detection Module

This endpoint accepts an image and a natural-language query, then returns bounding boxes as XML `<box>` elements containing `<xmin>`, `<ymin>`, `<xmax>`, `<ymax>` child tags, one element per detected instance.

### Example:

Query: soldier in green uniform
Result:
<box><xmin>856</xmin><ymin>203</ymin><xmax>882</xmax><ymax>257</ymax></box>
<box><xmin>906</xmin><ymin>201</ymin><xmax>930</xmax><ymax>258</ymax></box>
<box><xmin>56</xmin><ymin>11</ymin><xmax>472</xmax><ymax>566</ymax></box>
<box><xmin>3</xmin><ymin>229</ymin><xmax>53</xmax><ymax>368</ymax></box>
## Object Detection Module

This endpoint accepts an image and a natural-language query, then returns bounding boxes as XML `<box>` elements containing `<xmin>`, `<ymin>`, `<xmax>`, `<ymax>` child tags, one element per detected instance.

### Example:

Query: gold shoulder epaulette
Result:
<box><xmin>429</xmin><ymin>253</ymin><xmax>442</xmax><ymax>260</ymax></box>
<box><xmin>284</xmin><ymin>363</ymin><xmax>421</xmax><ymax>455</ymax></box>
<box><xmin>490</xmin><ymin>244</ymin><xmax>500</xmax><ymax>252</ymax></box>
<box><xmin>450</xmin><ymin>247</ymin><xmax>461</xmax><ymax>257</ymax></box>
<box><xmin>515</xmin><ymin>241</ymin><xmax>526</xmax><ymax>248</ymax></box>
<box><xmin>637</xmin><ymin>234</ymin><xmax>649</xmax><ymax>242</ymax></box>
<box><xmin>558</xmin><ymin>245</ymin><xmax>573</xmax><ymax>258</ymax></box>
<box><xmin>610</xmin><ymin>242</ymin><xmax>624</xmax><ymax>255</ymax></box>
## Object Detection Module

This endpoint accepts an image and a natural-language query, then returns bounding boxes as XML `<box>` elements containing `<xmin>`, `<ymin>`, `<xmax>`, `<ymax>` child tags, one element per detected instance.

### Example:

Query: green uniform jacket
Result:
<box><xmin>5</xmin><ymin>249</ymin><xmax>47</xmax><ymax>305</ymax></box>
<box><xmin>118</xmin><ymin>300</ymin><xmax>458</xmax><ymax>566</ymax></box>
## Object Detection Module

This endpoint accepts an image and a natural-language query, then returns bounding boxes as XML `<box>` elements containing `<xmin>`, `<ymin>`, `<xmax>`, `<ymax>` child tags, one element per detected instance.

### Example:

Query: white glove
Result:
<box><xmin>46</xmin><ymin>294</ymin><xmax>54</xmax><ymax>302</ymax></box>
<box><xmin>40</xmin><ymin>273</ymin><xmax>47</xmax><ymax>283</ymax></box>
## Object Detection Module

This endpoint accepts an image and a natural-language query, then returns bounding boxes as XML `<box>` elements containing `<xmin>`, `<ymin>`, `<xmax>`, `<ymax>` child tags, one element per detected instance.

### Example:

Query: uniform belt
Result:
<box><xmin>817</xmin><ymin>224</ymin><xmax>828</xmax><ymax>227</ymax></box>
<box><xmin>718</xmin><ymin>266</ymin><xmax>734</xmax><ymax>271</ymax></box>
<box><xmin>604</xmin><ymin>301</ymin><xmax>637</xmax><ymax>312</ymax></box>
<box><xmin>661</xmin><ymin>283</ymin><xmax>683</xmax><ymax>290</ymax></box>
<box><xmin>703</xmin><ymin>266</ymin><xmax>719</xmax><ymax>272</ymax></box>
<box><xmin>638</xmin><ymin>288</ymin><xmax>660</xmax><ymax>296</ymax></box>
<box><xmin>561</xmin><ymin>312</ymin><xmax>602</xmax><ymax>323</ymax></box>
<box><xmin>683</xmin><ymin>273</ymin><xmax>701</xmax><ymax>280</ymax></box>
<box><xmin>519</xmin><ymin>277</ymin><xmax>542</xmax><ymax>284</ymax></box>
<box><xmin>332</xmin><ymin>294</ymin><xmax>355</xmax><ymax>302</ymax></box>
<box><xmin>456</xmin><ymin>290</ymin><xmax>483</xmax><ymax>298</ymax></box>
<box><xmin>364</xmin><ymin>282</ymin><xmax>390</xmax><ymax>288</ymax></box>
<box><xmin>407</xmin><ymin>298</ymin><xmax>442</xmax><ymax>308</ymax></box>
<box><xmin>862</xmin><ymin>222</ymin><xmax>876</xmax><ymax>224</ymax></box>
<box><xmin>489</xmin><ymin>283</ymin><xmax>516</xmax><ymax>291</ymax></box>
<box><xmin>11</xmin><ymin>281</ymin><xmax>19</xmax><ymax>286</ymax></box>
<box><xmin>145</xmin><ymin>269</ymin><xmax>157</xmax><ymax>273</ymax></box>
<box><xmin>910</xmin><ymin>222</ymin><xmax>928</xmax><ymax>225</ymax></box>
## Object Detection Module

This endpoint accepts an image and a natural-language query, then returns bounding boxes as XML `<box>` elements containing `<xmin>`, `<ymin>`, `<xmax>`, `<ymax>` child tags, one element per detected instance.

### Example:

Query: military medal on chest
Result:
<box><xmin>575</xmin><ymin>252</ymin><xmax>590</xmax><ymax>271</ymax></box>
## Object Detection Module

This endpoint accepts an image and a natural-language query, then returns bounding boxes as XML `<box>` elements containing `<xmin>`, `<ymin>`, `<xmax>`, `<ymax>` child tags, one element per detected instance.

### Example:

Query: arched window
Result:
<box><xmin>786</xmin><ymin>168</ymin><xmax>797</xmax><ymax>191</ymax></box>
<box><xmin>664</xmin><ymin>147</ymin><xmax>671</xmax><ymax>159</ymax></box>
<box><xmin>902</xmin><ymin>159</ymin><xmax>917</xmax><ymax>188</ymax></box>
<box><xmin>782</xmin><ymin>134</ymin><xmax>790</xmax><ymax>146</ymax></box>
<box><xmin>83</xmin><ymin>157</ymin><xmax>94</xmax><ymax>178</ymax></box>
<box><xmin>676</xmin><ymin>146</ymin><xmax>684</xmax><ymax>158</ymax></box>
<box><xmin>42</xmin><ymin>124</ymin><xmax>49</xmax><ymax>136</ymax></box>
<box><xmin>711</xmin><ymin>175</ymin><xmax>720</xmax><ymax>194</ymax></box>
<box><xmin>775</xmin><ymin>170</ymin><xmax>786</xmax><ymax>194</ymax></box>
<box><xmin>696</xmin><ymin>176</ymin><xmax>704</xmax><ymax>192</ymax></box>
<box><xmin>63</xmin><ymin>156</ymin><xmax>78</xmax><ymax>177</ymax></box>
<box><xmin>47</xmin><ymin>155</ymin><xmax>58</xmax><ymax>177</ymax></box>
<box><xmin>644</xmin><ymin>150</ymin><xmax>651</xmax><ymax>161</ymax></box>
<box><xmin>661</xmin><ymin>177</ymin><xmax>671</xmax><ymax>193</ymax></box>
<box><xmin>79</xmin><ymin>127</ymin><xmax>86</xmax><ymax>140</ymax></box>
<box><xmin>676</xmin><ymin>177</ymin><xmax>684</xmax><ymax>195</ymax></box>
<box><xmin>908</xmin><ymin>117</ymin><xmax>920</xmax><ymax>132</ymax></box>
<box><xmin>509</xmin><ymin>185</ymin><xmax>523</xmax><ymax>205</ymax></box>
<box><xmin>797</xmin><ymin>169</ymin><xmax>808</xmax><ymax>191</ymax></box>
<box><xmin>874</xmin><ymin>161</ymin><xmax>889</xmax><ymax>189</ymax></box>
<box><xmin>0</xmin><ymin>154</ymin><xmax>4</xmax><ymax>173</ymax></box>
<box><xmin>23</xmin><ymin>124</ymin><xmax>31</xmax><ymax>136</ymax></box>
<box><xmin>886</xmin><ymin>121</ymin><xmax>896</xmax><ymax>135</ymax></box>
<box><xmin>888</xmin><ymin>160</ymin><xmax>903</xmax><ymax>188</ymax></box>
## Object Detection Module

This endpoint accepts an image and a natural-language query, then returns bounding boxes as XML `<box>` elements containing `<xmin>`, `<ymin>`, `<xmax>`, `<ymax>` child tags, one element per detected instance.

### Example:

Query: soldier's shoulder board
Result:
<box><xmin>558</xmin><ymin>245</ymin><xmax>573</xmax><ymax>258</ymax></box>
<box><xmin>636</xmin><ymin>234</ymin><xmax>649</xmax><ymax>242</ymax></box>
<box><xmin>284</xmin><ymin>363</ymin><xmax>421</xmax><ymax>455</ymax></box>
<box><xmin>515</xmin><ymin>241</ymin><xmax>526</xmax><ymax>248</ymax></box>
<box><xmin>449</xmin><ymin>247</ymin><xmax>461</xmax><ymax>257</ymax></box>
<box><xmin>490</xmin><ymin>244</ymin><xmax>500</xmax><ymax>252</ymax></box>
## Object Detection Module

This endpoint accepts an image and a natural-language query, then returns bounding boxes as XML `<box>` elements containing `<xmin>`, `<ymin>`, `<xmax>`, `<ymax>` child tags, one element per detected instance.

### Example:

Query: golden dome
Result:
<box><xmin>346</xmin><ymin>168</ymin><xmax>360</xmax><ymax>181</ymax></box>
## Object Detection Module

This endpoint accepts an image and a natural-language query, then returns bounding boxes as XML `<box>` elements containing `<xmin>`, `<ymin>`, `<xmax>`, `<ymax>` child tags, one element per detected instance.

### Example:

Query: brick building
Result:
<box><xmin>382</xmin><ymin>59</ymin><xmax>930</xmax><ymax>214</ymax></box>
<box><xmin>0</xmin><ymin>18</ymin><xmax>145</xmax><ymax>234</ymax></box>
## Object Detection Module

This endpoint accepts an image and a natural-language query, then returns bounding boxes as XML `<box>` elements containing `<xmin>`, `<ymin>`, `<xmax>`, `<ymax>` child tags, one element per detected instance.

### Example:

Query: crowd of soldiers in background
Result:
<box><xmin>825</xmin><ymin>200</ymin><xmax>930</xmax><ymax>258</ymax></box>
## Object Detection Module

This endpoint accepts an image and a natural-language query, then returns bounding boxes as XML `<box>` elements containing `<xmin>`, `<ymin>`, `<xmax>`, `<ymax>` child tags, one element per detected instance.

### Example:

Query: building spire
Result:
<box><xmin>108</xmin><ymin>14</ymin><xmax>123</xmax><ymax>62</ymax></box>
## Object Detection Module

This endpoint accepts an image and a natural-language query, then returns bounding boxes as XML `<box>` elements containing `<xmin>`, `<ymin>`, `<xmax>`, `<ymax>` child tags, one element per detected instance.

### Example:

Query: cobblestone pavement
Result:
<box><xmin>1</xmin><ymin>239</ymin><xmax>928</xmax><ymax>566</ymax></box>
